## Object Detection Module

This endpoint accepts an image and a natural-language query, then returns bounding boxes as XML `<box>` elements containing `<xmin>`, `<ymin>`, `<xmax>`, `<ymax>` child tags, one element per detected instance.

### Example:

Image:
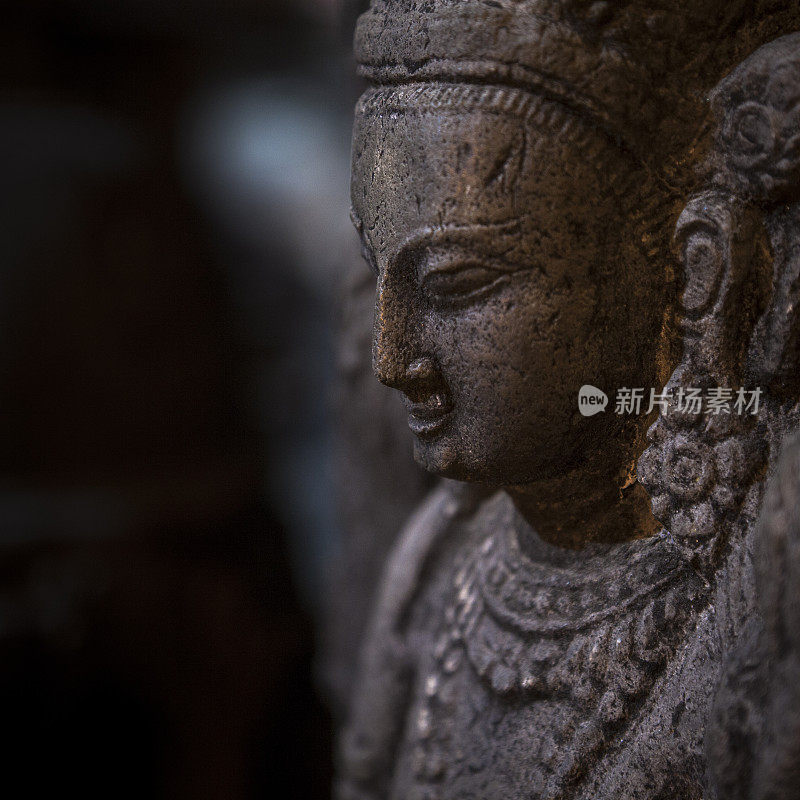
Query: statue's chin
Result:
<box><xmin>411</xmin><ymin>437</ymin><xmax>552</xmax><ymax>486</ymax></box>
<box><xmin>412</xmin><ymin>438</ymin><xmax>468</xmax><ymax>481</ymax></box>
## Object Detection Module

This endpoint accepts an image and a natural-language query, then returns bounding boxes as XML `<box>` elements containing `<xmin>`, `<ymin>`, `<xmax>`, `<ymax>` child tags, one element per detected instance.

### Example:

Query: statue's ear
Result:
<box><xmin>674</xmin><ymin>193</ymin><xmax>731</xmax><ymax>321</ymax></box>
<box><xmin>673</xmin><ymin>191</ymin><xmax>770</xmax><ymax>386</ymax></box>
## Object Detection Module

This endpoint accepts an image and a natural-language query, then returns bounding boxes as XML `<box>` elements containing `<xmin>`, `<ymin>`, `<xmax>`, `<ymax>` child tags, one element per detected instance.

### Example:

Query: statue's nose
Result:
<box><xmin>372</xmin><ymin>275</ymin><xmax>425</xmax><ymax>390</ymax></box>
<box><xmin>372</xmin><ymin>317</ymin><xmax>412</xmax><ymax>390</ymax></box>
<box><xmin>405</xmin><ymin>357</ymin><xmax>438</xmax><ymax>385</ymax></box>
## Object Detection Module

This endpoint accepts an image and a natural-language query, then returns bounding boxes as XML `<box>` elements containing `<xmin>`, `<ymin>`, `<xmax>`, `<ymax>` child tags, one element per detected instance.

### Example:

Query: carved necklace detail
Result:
<box><xmin>407</xmin><ymin>524</ymin><xmax>706</xmax><ymax>800</ymax></box>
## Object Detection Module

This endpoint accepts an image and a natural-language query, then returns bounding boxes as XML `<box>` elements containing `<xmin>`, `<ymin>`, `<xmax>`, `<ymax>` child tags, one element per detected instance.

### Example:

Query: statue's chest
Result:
<box><xmin>390</xmin><ymin>528</ymin><xmax>706</xmax><ymax>800</ymax></box>
<box><xmin>391</xmin><ymin>646</ymin><xmax>600</xmax><ymax>800</ymax></box>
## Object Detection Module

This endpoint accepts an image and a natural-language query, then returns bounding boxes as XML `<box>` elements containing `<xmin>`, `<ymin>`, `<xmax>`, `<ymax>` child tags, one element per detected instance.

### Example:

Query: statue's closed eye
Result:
<box><xmin>421</xmin><ymin>262</ymin><xmax>510</xmax><ymax>305</ymax></box>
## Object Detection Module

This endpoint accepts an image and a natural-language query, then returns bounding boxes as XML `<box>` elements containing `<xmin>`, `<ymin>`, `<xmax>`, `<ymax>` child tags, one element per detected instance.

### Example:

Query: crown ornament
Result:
<box><xmin>355</xmin><ymin>0</ymin><xmax>799</xmax><ymax>163</ymax></box>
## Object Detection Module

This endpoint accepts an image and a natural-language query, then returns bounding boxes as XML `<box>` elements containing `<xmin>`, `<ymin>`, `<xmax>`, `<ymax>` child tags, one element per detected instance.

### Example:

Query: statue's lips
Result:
<box><xmin>404</xmin><ymin>394</ymin><xmax>453</xmax><ymax>438</ymax></box>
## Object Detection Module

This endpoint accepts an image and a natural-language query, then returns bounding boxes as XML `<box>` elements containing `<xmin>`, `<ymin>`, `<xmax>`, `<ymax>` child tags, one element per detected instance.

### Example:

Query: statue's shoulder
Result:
<box><xmin>706</xmin><ymin>429</ymin><xmax>800</xmax><ymax>800</ymax></box>
<box><xmin>370</xmin><ymin>480</ymin><xmax>494</xmax><ymax>640</ymax></box>
<box><xmin>336</xmin><ymin>481</ymin><xmax>493</xmax><ymax>800</ymax></box>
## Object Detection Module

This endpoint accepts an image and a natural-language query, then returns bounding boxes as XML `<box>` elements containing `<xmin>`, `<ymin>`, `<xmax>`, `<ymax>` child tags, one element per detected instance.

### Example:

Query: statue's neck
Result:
<box><xmin>505</xmin><ymin>466</ymin><xmax>660</xmax><ymax>551</ymax></box>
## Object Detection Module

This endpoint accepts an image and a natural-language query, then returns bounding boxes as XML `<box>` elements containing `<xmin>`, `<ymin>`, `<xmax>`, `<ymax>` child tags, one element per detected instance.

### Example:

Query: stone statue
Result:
<box><xmin>338</xmin><ymin>2</ymin><xmax>800</xmax><ymax>798</ymax></box>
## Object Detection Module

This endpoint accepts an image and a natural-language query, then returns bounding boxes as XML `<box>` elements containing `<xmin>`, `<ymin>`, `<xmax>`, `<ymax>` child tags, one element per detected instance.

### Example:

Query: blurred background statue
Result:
<box><xmin>339</xmin><ymin>3</ymin><xmax>800</xmax><ymax>798</ymax></box>
<box><xmin>1</xmin><ymin>2</ymin><xmax>382</xmax><ymax>797</ymax></box>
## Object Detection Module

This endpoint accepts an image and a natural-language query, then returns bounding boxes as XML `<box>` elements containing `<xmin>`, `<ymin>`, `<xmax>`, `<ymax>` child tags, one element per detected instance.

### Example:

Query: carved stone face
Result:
<box><xmin>352</xmin><ymin>88</ymin><xmax>669</xmax><ymax>485</ymax></box>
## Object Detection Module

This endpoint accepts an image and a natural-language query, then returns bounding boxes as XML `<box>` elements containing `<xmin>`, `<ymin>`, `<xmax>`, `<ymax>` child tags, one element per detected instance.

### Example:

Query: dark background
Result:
<box><xmin>0</xmin><ymin>1</ymin><xmax>374</xmax><ymax>796</ymax></box>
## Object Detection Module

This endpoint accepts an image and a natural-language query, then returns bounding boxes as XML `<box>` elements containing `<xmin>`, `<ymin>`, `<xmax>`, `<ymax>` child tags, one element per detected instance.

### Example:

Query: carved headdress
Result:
<box><xmin>355</xmin><ymin>0</ymin><xmax>798</xmax><ymax>171</ymax></box>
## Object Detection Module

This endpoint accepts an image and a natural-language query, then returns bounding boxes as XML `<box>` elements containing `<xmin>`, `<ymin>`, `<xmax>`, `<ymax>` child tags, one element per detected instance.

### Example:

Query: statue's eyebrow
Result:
<box><xmin>389</xmin><ymin>220</ymin><xmax>523</xmax><ymax>269</ymax></box>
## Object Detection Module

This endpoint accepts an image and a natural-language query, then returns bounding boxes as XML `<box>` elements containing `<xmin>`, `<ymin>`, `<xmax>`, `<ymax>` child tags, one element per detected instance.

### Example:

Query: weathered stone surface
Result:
<box><xmin>339</xmin><ymin>4</ymin><xmax>800</xmax><ymax>798</ymax></box>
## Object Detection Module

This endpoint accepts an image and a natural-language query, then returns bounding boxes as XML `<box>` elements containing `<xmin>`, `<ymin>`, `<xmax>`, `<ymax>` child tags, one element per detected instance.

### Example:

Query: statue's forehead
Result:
<box><xmin>351</xmin><ymin>103</ymin><xmax>547</xmax><ymax>258</ymax></box>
